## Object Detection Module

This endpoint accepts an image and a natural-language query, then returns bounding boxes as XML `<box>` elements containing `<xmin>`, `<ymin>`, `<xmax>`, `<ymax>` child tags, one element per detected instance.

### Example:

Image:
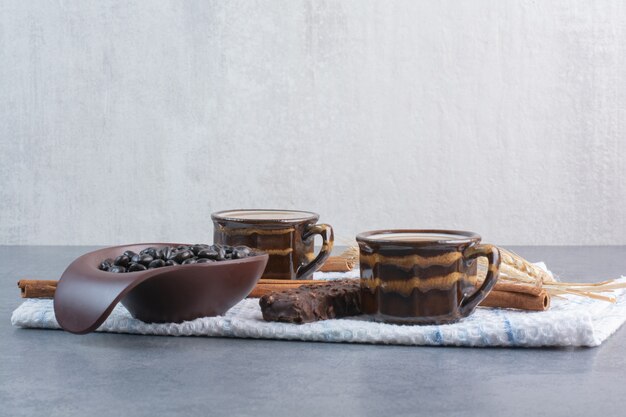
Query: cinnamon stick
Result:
<box><xmin>248</xmin><ymin>279</ymin><xmax>325</xmax><ymax>298</ymax></box>
<box><xmin>17</xmin><ymin>279</ymin><xmax>58</xmax><ymax>299</ymax></box>
<box><xmin>14</xmin><ymin>252</ymin><xmax>357</xmax><ymax>299</ymax></box>
<box><xmin>491</xmin><ymin>281</ymin><xmax>544</xmax><ymax>296</ymax></box>
<box><xmin>481</xmin><ymin>289</ymin><xmax>550</xmax><ymax>311</ymax></box>
<box><xmin>319</xmin><ymin>256</ymin><xmax>355</xmax><ymax>273</ymax></box>
<box><xmin>477</xmin><ymin>281</ymin><xmax>550</xmax><ymax>311</ymax></box>
<box><xmin>16</xmin><ymin>278</ymin><xmax>550</xmax><ymax>312</ymax></box>
<box><xmin>15</xmin><ymin>278</ymin><xmax>329</xmax><ymax>300</ymax></box>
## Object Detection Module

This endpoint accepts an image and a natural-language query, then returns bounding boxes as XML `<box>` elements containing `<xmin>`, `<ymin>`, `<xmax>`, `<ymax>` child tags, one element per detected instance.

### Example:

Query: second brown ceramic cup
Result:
<box><xmin>212</xmin><ymin>209</ymin><xmax>334</xmax><ymax>280</ymax></box>
<box><xmin>356</xmin><ymin>229</ymin><xmax>500</xmax><ymax>325</ymax></box>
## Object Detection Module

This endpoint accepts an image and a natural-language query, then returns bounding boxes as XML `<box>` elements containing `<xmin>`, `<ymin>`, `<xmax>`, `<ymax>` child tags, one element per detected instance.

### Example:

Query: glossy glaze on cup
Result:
<box><xmin>357</xmin><ymin>230</ymin><xmax>500</xmax><ymax>325</ymax></box>
<box><xmin>212</xmin><ymin>209</ymin><xmax>333</xmax><ymax>280</ymax></box>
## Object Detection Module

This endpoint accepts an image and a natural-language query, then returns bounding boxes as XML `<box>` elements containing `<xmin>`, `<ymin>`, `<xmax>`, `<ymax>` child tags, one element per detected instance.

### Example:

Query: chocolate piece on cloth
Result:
<box><xmin>259</xmin><ymin>279</ymin><xmax>361</xmax><ymax>324</ymax></box>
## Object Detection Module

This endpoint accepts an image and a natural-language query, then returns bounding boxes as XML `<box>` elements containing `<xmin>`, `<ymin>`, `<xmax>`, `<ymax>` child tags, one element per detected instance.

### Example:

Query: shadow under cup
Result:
<box><xmin>356</xmin><ymin>230</ymin><xmax>501</xmax><ymax>325</ymax></box>
<box><xmin>211</xmin><ymin>209</ymin><xmax>334</xmax><ymax>280</ymax></box>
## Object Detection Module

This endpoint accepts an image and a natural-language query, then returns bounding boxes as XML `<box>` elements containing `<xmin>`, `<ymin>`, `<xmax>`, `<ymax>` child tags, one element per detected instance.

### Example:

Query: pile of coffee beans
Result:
<box><xmin>99</xmin><ymin>244</ymin><xmax>259</xmax><ymax>273</ymax></box>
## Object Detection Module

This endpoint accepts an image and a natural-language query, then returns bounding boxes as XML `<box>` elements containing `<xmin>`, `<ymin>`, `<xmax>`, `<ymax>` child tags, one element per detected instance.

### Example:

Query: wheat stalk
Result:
<box><xmin>338</xmin><ymin>245</ymin><xmax>359</xmax><ymax>264</ymax></box>
<box><xmin>475</xmin><ymin>247</ymin><xmax>626</xmax><ymax>303</ymax></box>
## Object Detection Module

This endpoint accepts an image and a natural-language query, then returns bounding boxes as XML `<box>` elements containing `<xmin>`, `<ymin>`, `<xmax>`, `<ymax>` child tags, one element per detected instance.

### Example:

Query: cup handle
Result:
<box><xmin>296</xmin><ymin>224</ymin><xmax>334</xmax><ymax>279</ymax></box>
<box><xmin>459</xmin><ymin>244</ymin><xmax>501</xmax><ymax>315</ymax></box>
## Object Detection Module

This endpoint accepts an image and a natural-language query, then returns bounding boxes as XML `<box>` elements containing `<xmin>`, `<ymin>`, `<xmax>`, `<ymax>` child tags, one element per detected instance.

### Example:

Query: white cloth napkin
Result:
<box><xmin>11</xmin><ymin>266</ymin><xmax>626</xmax><ymax>347</ymax></box>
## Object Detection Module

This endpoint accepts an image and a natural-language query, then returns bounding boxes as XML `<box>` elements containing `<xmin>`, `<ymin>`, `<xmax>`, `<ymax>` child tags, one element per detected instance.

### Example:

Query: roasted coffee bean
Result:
<box><xmin>99</xmin><ymin>258</ymin><xmax>113</xmax><ymax>270</ymax></box>
<box><xmin>128</xmin><ymin>263</ymin><xmax>147</xmax><ymax>272</ymax></box>
<box><xmin>137</xmin><ymin>254</ymin><xmax>154</xmax><ymax>266</ymax></box>
<box><xmin>114</xmin><ymin>255</ymin><xmax>131</xmax><ymax>267</ymax></box>
<box><xmin>102</xmin><ymin>244</ymin><xmax>257</xmax><ymax>273</ymax></box>
<box><xmin>213</xmin><ymin>246</ymin><xmax>227</xmax><ymax>260</ymax></box>
<box><xmin>197</xmin><ymin>249</ymin><xmax>219</xmax><ymax>259</ymax></box>
<box><xmin>140</xmin><ymin>247</ymin><xmax>159</xmax><ymax>258</ymax></box>
<box><xmin>159</xmin><ymin>246</ymin><xmax>173</xmax><ymax>260</ymax></box>
<box><xmin>196</xmin><ymin>258</ymin><xmax>214</xmax><ymax>264</ymax></box>
<box><xmin>190</xmin><ymin>245</ymin><xmax>207</xmax><ymax>255</ymax></box>
<box><xmin>173</xmin><ymin>250</ymin><xmax>193</xmax><ymax>263</ymax></box>
<box><xmin>234</xmin><ymin>246</ymin><xmax>251</xmax><ymax>256</ymax></box>
<box><xmin>232</xmin><ymin>246</ymin><xmax>251</xmax><ymax>259</ymax></box>
<box><xmin>148</xmin><ymin>259</ymin><xmax>166</xmax><ymax>269</ymax></box>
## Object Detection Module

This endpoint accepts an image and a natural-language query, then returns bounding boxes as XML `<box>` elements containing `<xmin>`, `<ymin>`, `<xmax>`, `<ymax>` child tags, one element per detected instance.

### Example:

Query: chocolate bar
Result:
<box><xmin>259</xmin><ymin>279</ymin><xmax>361</xmax><ymax>324</ymax></box>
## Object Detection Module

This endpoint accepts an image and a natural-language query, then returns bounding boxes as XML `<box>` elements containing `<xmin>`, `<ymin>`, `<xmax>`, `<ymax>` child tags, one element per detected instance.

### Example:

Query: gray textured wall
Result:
<box><xmin>1</xmin><ymin>1</ymin><xmax>625</xmax><ymax>246</ymax></box>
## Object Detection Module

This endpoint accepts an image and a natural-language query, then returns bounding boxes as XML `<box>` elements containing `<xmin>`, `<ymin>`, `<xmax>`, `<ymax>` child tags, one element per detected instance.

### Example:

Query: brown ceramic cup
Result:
<box><xmin>211</xmin><ymin>209</ymin><xmax>334</xmax><ymax>280</ymax></box>
<box><xmin>356</xmin><ymin>230</ymin><xmax>500</xmax><ymax>325</ymax></box>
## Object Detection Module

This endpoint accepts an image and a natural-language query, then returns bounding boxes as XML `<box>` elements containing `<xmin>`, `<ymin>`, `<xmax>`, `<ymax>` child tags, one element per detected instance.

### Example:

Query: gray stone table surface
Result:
<box><xmin>2</xmin><ymin>245</ymin><xmax>626</xmax><ymax>417</ymax></box>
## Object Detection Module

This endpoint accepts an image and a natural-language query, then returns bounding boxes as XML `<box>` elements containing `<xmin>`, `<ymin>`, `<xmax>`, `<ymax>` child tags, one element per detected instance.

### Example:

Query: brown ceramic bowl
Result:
<box><xmin>53</xmin><ymin>243</ymin><xmax>268</xmax><ymax>334</ymax></box>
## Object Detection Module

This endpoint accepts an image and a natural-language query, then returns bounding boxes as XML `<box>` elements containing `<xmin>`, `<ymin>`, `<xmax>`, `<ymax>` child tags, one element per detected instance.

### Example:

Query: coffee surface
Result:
<box><xmin>217</xmin><ymin>210</ymin><xmax>314</xmax><ymax>221</ymax></box>
<box><xmin>365</xmin><ymin>232</ymin><xmax>471</xmax><ymax>242</ymax></box>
